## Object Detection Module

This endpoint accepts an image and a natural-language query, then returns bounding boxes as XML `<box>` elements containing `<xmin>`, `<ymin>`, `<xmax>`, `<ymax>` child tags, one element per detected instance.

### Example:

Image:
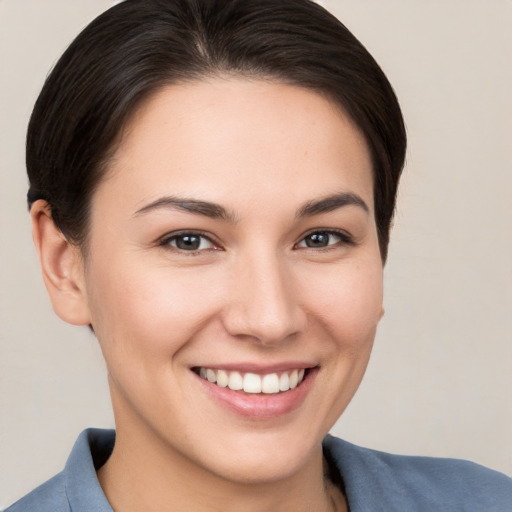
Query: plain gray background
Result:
<box><xmin>1</xmin><ymin>0</ymin><xmax>511</xmax><ymax>508</ymax></box>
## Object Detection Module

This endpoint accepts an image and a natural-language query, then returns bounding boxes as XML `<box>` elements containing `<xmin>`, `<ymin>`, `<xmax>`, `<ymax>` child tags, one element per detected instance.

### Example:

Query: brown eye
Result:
<box><xmin>304</xmin><ymin>232</ymin><xmax>332</xmax><ymax>248</ymax></box>
<box><xmin>296</xmin><ymin>230</ymin><xmax>352</xmax><ymax>249</ymax></box>
<box><xmin>162</xmin><ymin>232</ymin><xmax>216</xmax><ymax>251</ymax></box>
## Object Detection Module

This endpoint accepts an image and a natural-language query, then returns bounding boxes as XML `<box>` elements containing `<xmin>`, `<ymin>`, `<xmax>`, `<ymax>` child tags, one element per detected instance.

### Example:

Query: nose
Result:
<box><xmin>221</xmin><ymin>250</ymin><xmax>307</xmax><ymax>345</ymax></box>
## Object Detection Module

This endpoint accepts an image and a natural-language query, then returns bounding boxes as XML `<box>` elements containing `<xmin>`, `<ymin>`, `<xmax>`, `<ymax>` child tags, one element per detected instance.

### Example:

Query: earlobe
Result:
<box><xmin>31</xmin><ymin>200</ymin><xmax>92</xmax><ymax>326</ymax></box>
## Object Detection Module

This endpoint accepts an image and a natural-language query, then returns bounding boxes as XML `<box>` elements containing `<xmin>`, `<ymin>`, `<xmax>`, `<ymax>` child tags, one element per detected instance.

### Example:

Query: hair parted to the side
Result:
<box><xmin>27</xmin><ymin>0</ymin><xmax>406</xmax><ymax>261</ymax></box>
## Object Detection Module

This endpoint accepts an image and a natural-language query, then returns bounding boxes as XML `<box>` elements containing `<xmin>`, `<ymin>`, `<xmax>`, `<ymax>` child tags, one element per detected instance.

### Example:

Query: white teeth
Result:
<box><xmin>197</xmin><ymin>367</ymin><xmax>308</xmax><ymax>394</ymax></box>
<box><xmin>243</xmin><ymin>373</ymin><xmax>262</xmax><ymax>393</ymax></box>
<box><xmin>262</xmin><ymin>373</ymin><xmax>280</xmax><ymax>394</ymax></box>
<box><xmin>228</xmin><ymin>371</ymin><xmax>243</xmax><ymax>391</ymax></box>
<box><xmin>217</xmin><ymin>369</ymin><xmax>229</xmax><ymax>388</ymax></box>
<box><xmin>279</xmin><ymin>372</ymin><xmax>290</xmax><ymax>392</ymax></box>
<box><xmin>289</xmin><ymin>369</ymin><xmax>299</xmax><ymax>389</ymax></box>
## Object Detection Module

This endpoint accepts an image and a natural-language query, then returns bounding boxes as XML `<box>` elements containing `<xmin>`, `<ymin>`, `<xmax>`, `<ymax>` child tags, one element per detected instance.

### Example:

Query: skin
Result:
<box><xmin>32</xmin><ymin>78</ymin><xmax>384</xmax><ymax>511</ymax></box>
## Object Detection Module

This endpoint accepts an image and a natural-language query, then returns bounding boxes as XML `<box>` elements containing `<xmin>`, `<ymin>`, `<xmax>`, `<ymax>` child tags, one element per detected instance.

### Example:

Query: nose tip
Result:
<box><xmin>221</xmin><ymin>259</ymin><xmax>306</xmax><ymax>345</ymax></box>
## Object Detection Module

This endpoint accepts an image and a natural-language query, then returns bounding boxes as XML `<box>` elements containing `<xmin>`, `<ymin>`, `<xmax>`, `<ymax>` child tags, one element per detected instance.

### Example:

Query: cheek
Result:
<box><xmin>84</xmin><ymin>255</ymin><xmax>222</xmax><ymax>362</ymax></box>
<box><xmin>296</xmin><ymin>259</ymin><xmax>383</xmax><ymax>429</ymax></box>
<box><xmin>299</xmin><ymin>259</ymin><xmax>383</xmax><ymax>345</ymax></box>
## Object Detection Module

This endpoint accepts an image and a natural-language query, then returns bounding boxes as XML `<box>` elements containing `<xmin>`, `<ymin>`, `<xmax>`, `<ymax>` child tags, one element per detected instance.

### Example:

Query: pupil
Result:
<box><xmin>176</xmin><ymin>235</ymin><xmax>200</xmax><ymax>250</ymax></box>
<box><xmin>306</xmin><ymin>233</ymin><xmax>329</xmax><ymax>247</ymax></box>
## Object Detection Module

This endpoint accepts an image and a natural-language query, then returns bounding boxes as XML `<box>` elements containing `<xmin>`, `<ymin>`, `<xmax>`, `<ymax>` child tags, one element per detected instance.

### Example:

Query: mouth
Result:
<box><xmin>192</xmin><ymin>364</ymin><xmax>317</xmax><ymax>419</ymax></box>
<box><xmin>193</xmin><ymin>367</ymin><xmax>310</xmax><ymax>394</ymax></box>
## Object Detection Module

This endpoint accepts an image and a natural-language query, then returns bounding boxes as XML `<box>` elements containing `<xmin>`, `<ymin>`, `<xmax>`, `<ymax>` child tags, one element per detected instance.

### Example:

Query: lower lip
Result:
<box><xmin>195</xmin><ymin>369</ymin><xmax>318</xmax><ymax>420</ymax></box>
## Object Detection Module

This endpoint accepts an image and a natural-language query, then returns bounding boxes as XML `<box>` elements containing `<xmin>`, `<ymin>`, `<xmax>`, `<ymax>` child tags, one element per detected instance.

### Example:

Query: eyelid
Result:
<box><xmin>159</xmin><ymin>229</ymin><xmax>221</xmax><ymax>251</ymax></box>
<box><xmin>294</xmin><ymin>228</ymin><xmax>355</xmax><ymax>249</ymax></box>
<box><xmin>157</xmin><ymin>228</ymin><xmax>354</xmax><ymax>252</ymax></box>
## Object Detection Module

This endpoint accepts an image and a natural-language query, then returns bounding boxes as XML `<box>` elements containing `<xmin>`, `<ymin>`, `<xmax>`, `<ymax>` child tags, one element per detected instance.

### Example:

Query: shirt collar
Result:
<box><xmin>64</xmin><ymin>428</ymin><xmax>115</xmax><ymax>511</ymax></box>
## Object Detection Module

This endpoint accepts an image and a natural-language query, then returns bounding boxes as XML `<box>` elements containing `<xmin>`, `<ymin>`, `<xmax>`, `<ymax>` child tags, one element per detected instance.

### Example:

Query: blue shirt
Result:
<box><xmin>6</xmin><ymin>428</ymin><xmax>512</xmax><ymax>511</ymax></box>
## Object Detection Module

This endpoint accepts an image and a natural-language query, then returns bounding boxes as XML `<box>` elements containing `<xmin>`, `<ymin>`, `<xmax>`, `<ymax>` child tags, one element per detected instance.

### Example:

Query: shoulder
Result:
<box><xmin>4</xmin><ymin>473</ymin><xmax>69</xmax><ymax>512</ymax></box>
<box><xmin>323</xmin><ymin>435</ymin><xmax>512</xmax><ymax>512</ymax></box>
<box><xmin>4</xmin><ymin>428</ymin><xmax>115</xmax><ymax>512</ymax></box>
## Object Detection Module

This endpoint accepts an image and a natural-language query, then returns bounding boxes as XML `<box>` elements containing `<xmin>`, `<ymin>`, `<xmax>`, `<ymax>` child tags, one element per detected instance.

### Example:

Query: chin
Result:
<box><xmin>186</xmin><ymin>422</ymin><xmax>326</xmax><ymax>485</ymax></box>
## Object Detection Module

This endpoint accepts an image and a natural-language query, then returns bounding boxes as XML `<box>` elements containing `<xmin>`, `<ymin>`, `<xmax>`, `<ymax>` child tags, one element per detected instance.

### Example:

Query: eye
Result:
<box><xmin>296</xmin><ymin>230</ymin><xmax>352</xmax><ymax>249</ymax></box>
<box><xmin>161</xmin><ymin>231</ymin><xmax>217</xmax><ymax>252</ymax></box>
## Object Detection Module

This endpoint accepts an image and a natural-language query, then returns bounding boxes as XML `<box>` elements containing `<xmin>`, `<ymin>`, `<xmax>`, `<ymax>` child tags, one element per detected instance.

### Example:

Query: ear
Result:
<box><xmin>31</xmin><ymin>200</ymin><xmax>92</xmax><ymax>326</ymax></box>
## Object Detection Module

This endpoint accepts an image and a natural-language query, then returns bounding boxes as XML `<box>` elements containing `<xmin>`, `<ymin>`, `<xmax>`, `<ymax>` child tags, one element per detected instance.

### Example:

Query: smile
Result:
<box><xmin>196</xmin><ymin>367</ymin><xmax>308</xmax><ymax>394</ymax></box>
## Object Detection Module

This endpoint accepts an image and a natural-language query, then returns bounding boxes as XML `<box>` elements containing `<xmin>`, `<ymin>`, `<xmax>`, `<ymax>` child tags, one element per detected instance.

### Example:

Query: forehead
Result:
<box><xmin>98</xmin><ymin>78</ymin><xmax>374</xmax><ymax>216</ymax></box>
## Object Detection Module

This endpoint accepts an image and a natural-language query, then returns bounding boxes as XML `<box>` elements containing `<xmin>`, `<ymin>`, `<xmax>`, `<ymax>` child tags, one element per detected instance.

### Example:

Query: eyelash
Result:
<box><xmin>159</xmin><ymin>230</ymin><xmax>219</xmax><ymax>254</ymax></box>
<box><xmin>159</xmin><ymin>229</ymin><xmax>355</xmax><ymax>254</ymax></box>
<box><xmin>294</xmin><ymin>229</ymin><xmax>355</xmax><ymax>250</ymax></box>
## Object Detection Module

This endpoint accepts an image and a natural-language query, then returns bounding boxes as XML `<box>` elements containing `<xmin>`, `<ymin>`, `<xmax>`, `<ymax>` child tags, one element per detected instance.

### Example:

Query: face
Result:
<box><xmin>80</xmin><ymin>78</ymin><xmax>383</xmax><ymax>484</ymax></box>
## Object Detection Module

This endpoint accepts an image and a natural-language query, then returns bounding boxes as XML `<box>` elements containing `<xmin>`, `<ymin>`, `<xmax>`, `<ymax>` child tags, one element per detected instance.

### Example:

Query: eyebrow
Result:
<box><xmin>133</xmin><ymin>196</ymin><xmax>237</xmax><ymax>222</ymax></box>
<box><xmin>133</xmin><ymin>191</ymin><xmax>369</xmax><ymax>221</ymax></box>
<box><xmin>296</xmin><ymin>192</ymin><xmax>369</xmax><ymax>218</ymax></box>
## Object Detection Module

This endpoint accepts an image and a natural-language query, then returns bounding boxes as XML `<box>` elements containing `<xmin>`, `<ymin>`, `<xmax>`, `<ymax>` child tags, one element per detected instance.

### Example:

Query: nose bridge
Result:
<box><xmin>223</xmin><ymin>246</ymin><xmax>305</xmax><ymax>344</ymax></box>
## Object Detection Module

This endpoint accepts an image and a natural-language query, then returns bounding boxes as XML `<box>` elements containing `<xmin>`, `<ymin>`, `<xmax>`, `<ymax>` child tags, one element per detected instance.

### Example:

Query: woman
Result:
<box><xmin>5</xmin><ymin>0</ymin><xmax>511</xmax><ymax>510</ymax></box>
